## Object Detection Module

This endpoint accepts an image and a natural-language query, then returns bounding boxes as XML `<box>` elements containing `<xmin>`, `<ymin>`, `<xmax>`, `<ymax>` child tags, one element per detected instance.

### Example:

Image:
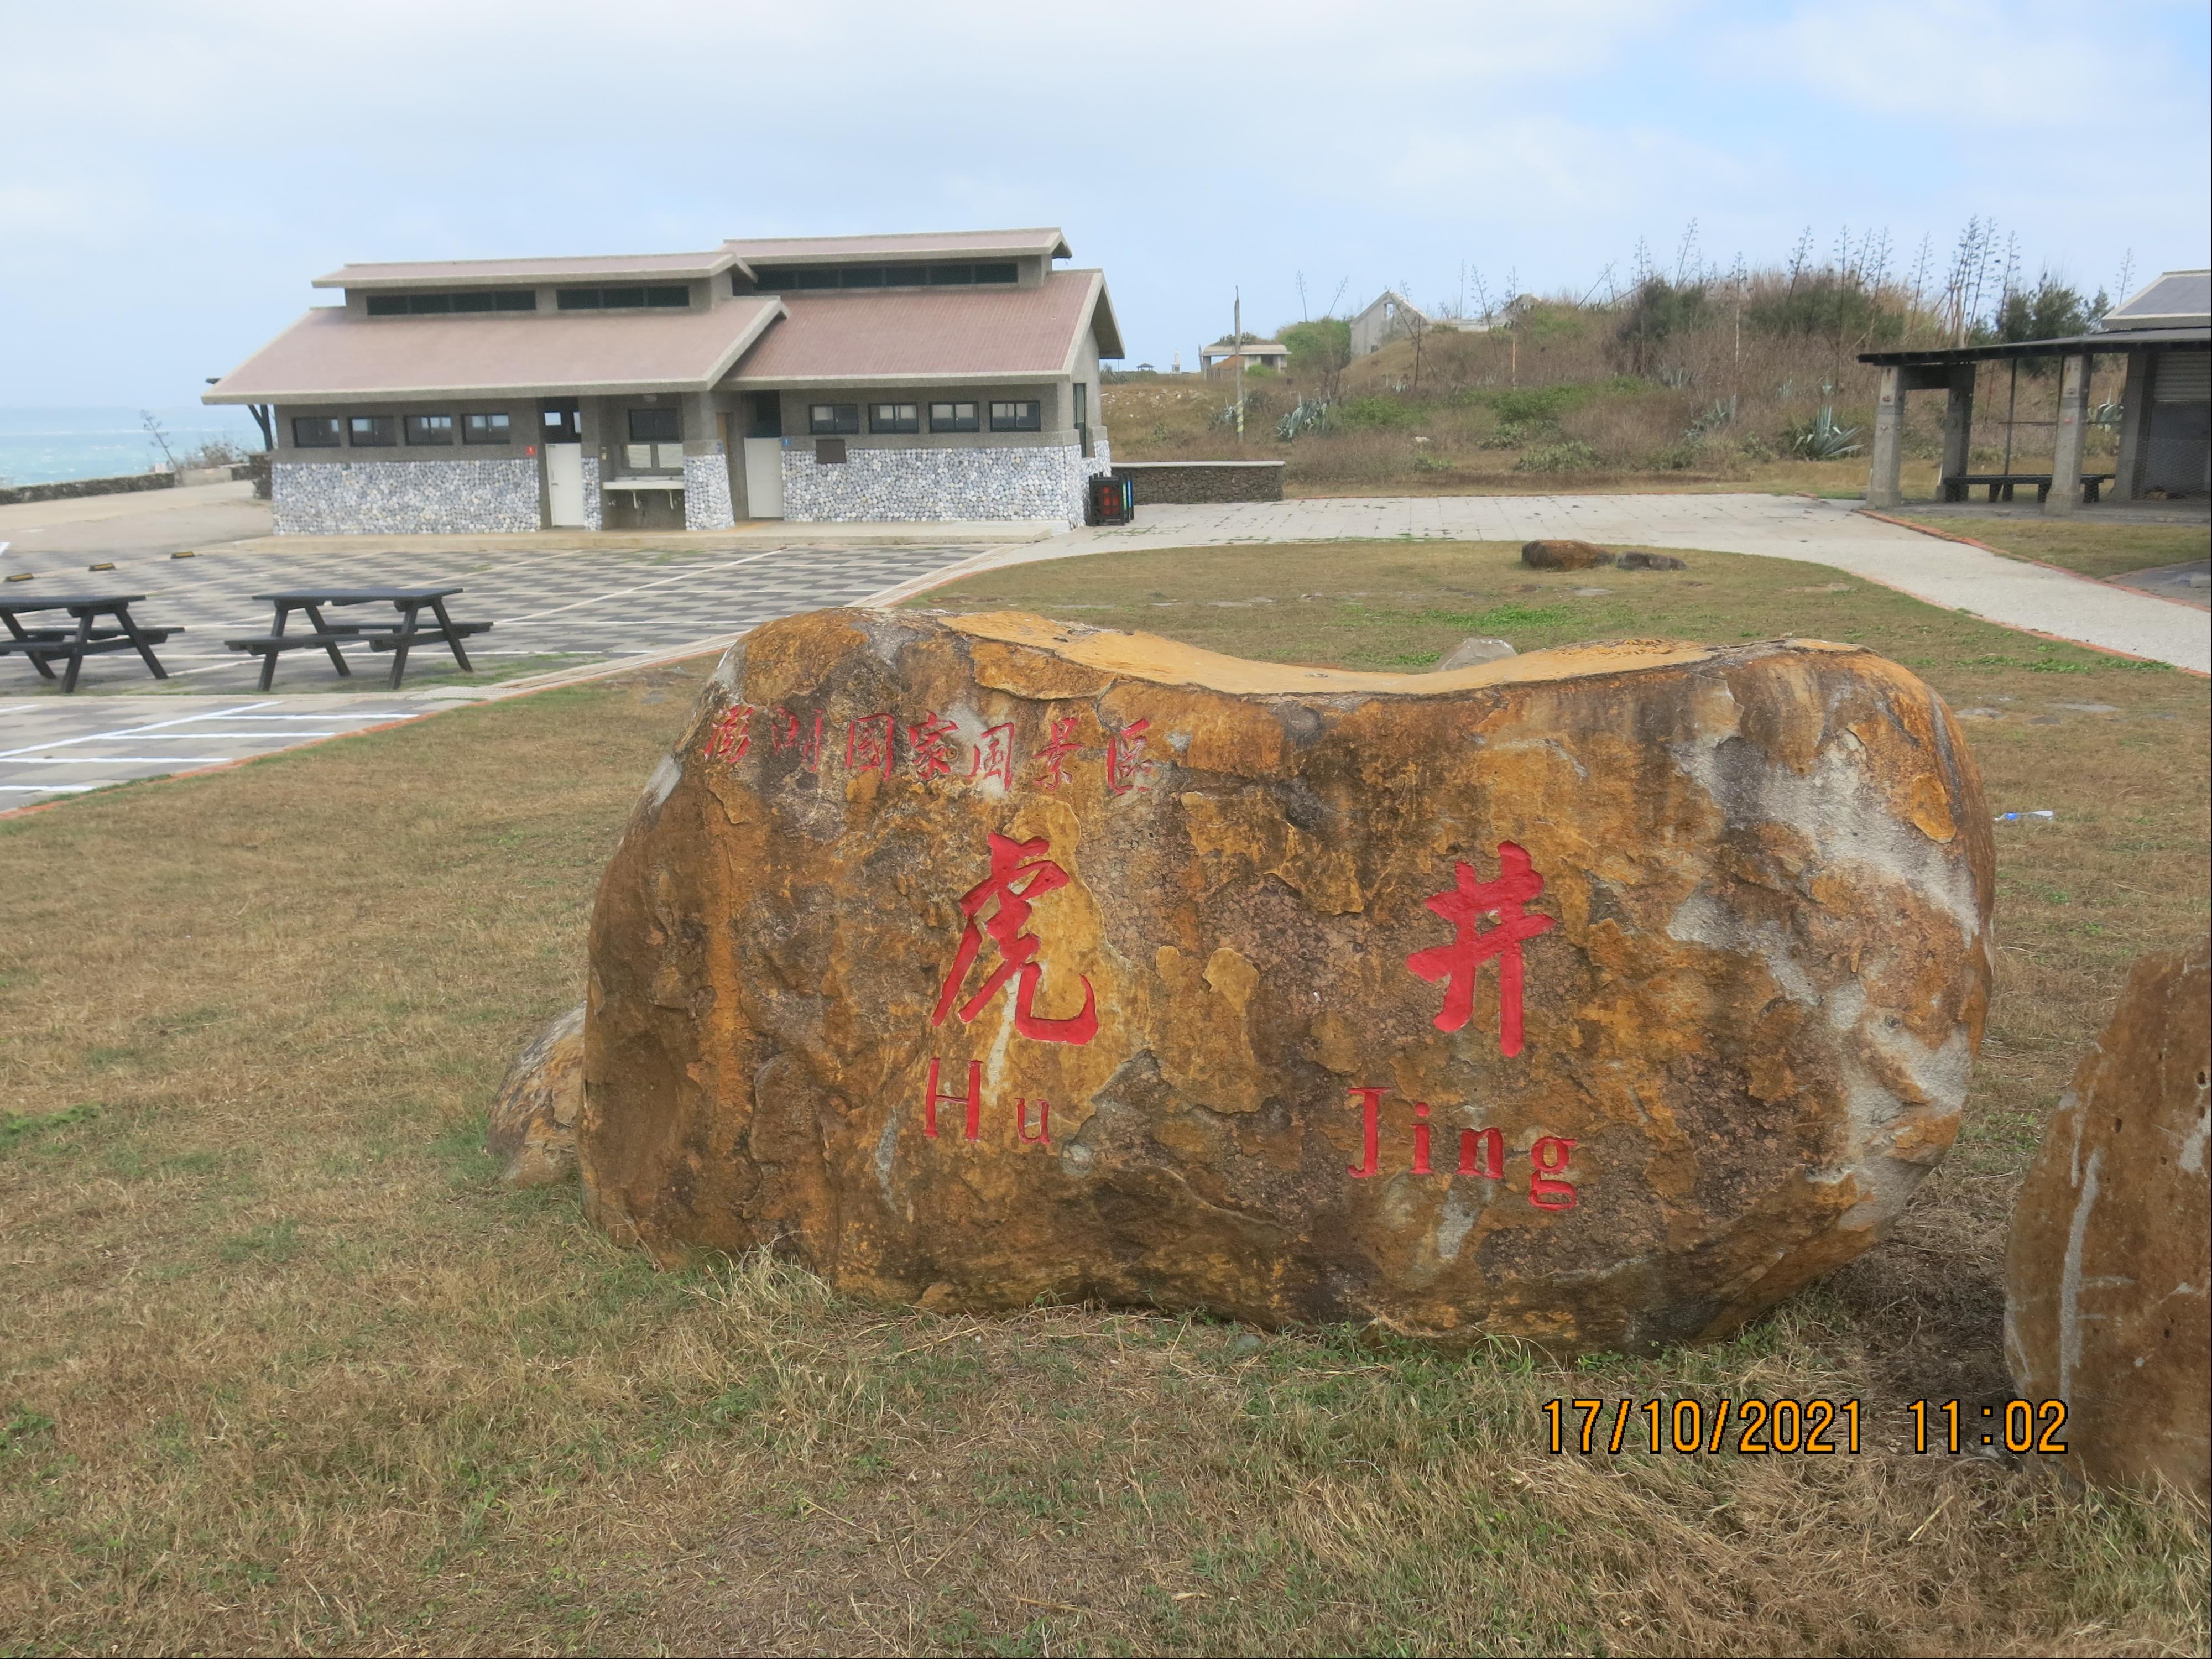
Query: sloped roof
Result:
<box><xmin>2104</xmin><ymin>269</ymin><xmax>2211</xmax><ymax>331</ymax></box>
<box><xmin>204</xmin><ymin>298</ymin><xmax>785</xmax><ymax>403</ymax></box>
<box><xmin>724</xmin><ymin>228</ymin><xmax>1071</xmax><ymax>265</ymax></box>
<box><xmin>725</xmin><ymin>270</ymin><xmax>1120</xmax><ymax>385</ymax></box>
<box><xmin>315</xmin><ymin>251</ymin><xmax>742</xmax><ymax>290</ymax></box>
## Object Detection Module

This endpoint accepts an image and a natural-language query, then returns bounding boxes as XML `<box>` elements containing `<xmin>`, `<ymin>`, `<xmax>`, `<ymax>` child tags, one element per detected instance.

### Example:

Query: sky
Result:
<box><xmin>1</xmin><ymin>0</ymin><xmax>2205</xmax><ymax>405</ymax></box>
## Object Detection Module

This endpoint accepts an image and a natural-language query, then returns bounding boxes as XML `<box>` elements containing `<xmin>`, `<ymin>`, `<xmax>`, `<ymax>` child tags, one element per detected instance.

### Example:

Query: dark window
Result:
<box><xmin>292</xmin><ymin>415</ymin><xmax>342</xmax><ymax>448</ymax></box>
<box><xmin>645</xmin><ymin>286</ymin><xmax>688</xmax><ymax>307</ymax></box>
<box><xmin>627</xmin><ymin>406</ymin><xmax>680</xmax><ymax>443</ymax></box>
<box><xmin>369</xmin><ymin>289</ymin><xmax>536</xmax><ymax>315</ymax></box>
<box><xmin>988</xmin><ymin>400</ymin><xmax>1040</xmax><ymax>432</ymax></box>
<box><xmin>348</xmin><ymin>415</ymin><xmax>397</xmax><ymax>447</ymax></box>
<box><xmin>815</xmin><ymin>437</ymin><xmax>847</xmax><ymax>465</ymax></box>
<box><xmin>930</xmin><ymin>400</ymin><xmax>980</xmax><ymax>432</ymax></box>
<box><xmin>556</xmin><ymin>288</ymin><xmax>604</xmax><ymax>310</ymax></box>
<box><xmin>405</xmin><ymin>413</ymin><xmax>455</xmax><ymax>445</ymax></box>
<box><xmin>870</xmin><ymin>401</ymin><xmax>920</xmax><ymax>434</ymax></box>
<box><xmin>810</xmin><ymin>403</ymin><xmax>860</xmax><ymax>435</ymax></box>
<box><xmin>463</xmin><ymin>412</ymin><xmax>513</xmax><ymax>445</ymax></box>
<box><xmin>751</xmin><ymin>260</ymin><xmax>1020</xmax><ymax>292</ymax></box>
<box><xmin>538</xmin><ymin>404</ymin><xmax>578</xmax><ymax>442</ymax></box>
<box><xmin>745</xmin><ymin>393</ymin><xmax>782</xmax><ymax>439</ymax></box>
<box><xmin>601</xmin><ymin>286</ymin><xmax>648</xmax><ymax>309</ymax></box>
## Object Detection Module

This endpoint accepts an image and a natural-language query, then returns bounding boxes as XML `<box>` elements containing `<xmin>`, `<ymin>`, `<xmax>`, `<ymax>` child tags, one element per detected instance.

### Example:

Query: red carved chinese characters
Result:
<box><xmin>1105</xmin><ymin>718</ymin><xmax>1152</xmax><ymax>795</ymax></box>
<box><xmin>931</xmin><ymin>831</ymin><xmax>1099</xmax><ymax>1046</ymax></box>
<box><xmin>968</xmin><ymin>722</ymin><xmax>1015</xmax><ymax>790</ymax></box>
<box><xmin>701</xmin><ymin>702</ymin><xmax>756</xmax><ymax>762</ymax></box>
<box><xmin>845</xmin><ymin>712</ymin><xmax>894</xmax><ymax>779</ymax></box>
<box><xmin>770</xmin><ymin>705</ymin><xmax>823</xmax><ymax>771</ymax></box>
<box><xmin>1033</xmin><ymin>715</ymin><xmax>1082</xmax><ymax>790</ymax></box>
<box><xmin>1405</xmin><ymin>841</ymin><xmax>1556</xmax><ymax>1057</ymax></box>
<box><xmin>907</xmin><ymin>712</ymin><xmax>958</xmax><ymax>780</ymax></box>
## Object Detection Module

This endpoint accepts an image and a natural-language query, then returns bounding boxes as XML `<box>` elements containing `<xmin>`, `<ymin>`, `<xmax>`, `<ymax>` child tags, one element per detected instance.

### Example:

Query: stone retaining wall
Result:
<box><xmin>0</xmin><ymin>471</ymin><xmax>177</xmax><ymax>507</ymax></box>
<box><xmin>1109</xmin><ymin>460</ymin><xmax>1285</xmax><ymax>505</ymax></box>
<box><xmin>780</xmin><ymin>441</ymin><xmax>1094</xmax><ymax>525</ymax></box>
<box><xmin>272</xmin><ymin>458</ymin><xmax>543</xmax><ymax>535</ymax></box>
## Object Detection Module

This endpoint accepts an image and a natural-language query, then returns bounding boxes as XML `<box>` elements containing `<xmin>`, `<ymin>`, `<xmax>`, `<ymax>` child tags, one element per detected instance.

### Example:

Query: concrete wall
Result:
<box><xmin>271</xmin><ymin>457</ymin><xmax>542</xmax><ymax>534</ymax></box>
<box><xmin>1110</xmin><ymin>461</ymin><xmax>1285</xmax><ymax>504</ymax></box>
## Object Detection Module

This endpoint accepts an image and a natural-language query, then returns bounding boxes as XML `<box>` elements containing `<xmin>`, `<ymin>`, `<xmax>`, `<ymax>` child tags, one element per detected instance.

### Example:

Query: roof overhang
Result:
<box><xmin>1859</xmin><ymin>326</ymin><xmax>2211</xmax><ymax>366</ymax></box>
<box><xmin>203</xmin><ymin>299</ymin><xmax>786</xmax><ymax>404</ymax></box>
<box><xmin>724</xmin><ymin>228</ymin><xmax>1073</xmax><ymax>266</ymax></box>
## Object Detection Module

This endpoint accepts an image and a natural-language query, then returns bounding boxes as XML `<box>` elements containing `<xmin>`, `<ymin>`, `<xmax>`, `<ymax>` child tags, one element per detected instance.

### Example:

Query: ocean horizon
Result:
<box><xmin>0</xmin><ymin>406</ymin><xmax>266</xmax><ymax>489</ymax></box>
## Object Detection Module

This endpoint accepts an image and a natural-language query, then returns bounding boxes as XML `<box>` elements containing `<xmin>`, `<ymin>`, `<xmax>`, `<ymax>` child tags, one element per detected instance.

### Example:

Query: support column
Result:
<box><xmin>1938</xmin><ymin>364</ymin><xmax>1976</xmax><ymax>501</ymax></box>
<box><xmin>2044</xmin><ymin>352</ymin><xmax>2089</xmax><ymax>517</ymax></box>
<box><xmin>1866</xmin><ymin>364</ymin><xmax>1906</xmax><ymax>508</ymax></box>
<box><xmin>683</xmin><ymin>389</ymin><xmax>735</xmax><ymax>530</ymax></box>
<box><xmin>2109</xmin><ymin>351</ymin><xmax>2150</xmax><ymax>503</ymax></box>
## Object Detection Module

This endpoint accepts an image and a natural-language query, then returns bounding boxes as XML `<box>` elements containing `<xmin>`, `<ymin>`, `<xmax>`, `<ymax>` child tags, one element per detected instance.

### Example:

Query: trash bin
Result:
<box><xmin>1087</xmin><ymin>474</ymin><xmax>1134</xmax><ymax>526</ymax></box>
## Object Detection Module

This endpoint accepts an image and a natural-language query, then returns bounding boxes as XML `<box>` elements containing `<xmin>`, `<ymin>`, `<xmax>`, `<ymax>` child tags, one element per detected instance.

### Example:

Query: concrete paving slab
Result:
<box><xmin>2115</xmin><ymin>559</ymin><xmax>2212</xmax><ymax>609</ymax></box>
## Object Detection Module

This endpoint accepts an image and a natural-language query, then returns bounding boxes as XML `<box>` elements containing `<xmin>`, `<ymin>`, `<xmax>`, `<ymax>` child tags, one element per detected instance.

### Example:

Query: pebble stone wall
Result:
<box><xmin>580</xmin><ymin>456</ymin><xmax>604</xmax><ymax>531</ymax></box>
<box><xmin>684</xmin><ymin>448</ymin><xmax>736</xmax><ymax>530</ymax></box>
<box><xmin>1107</xmin><ymin>459</ymin><xmax>1284</xmax><ymax>504</ymax></box>
<box><xmin>779</xmin><ymin>441</ymin><xmax>1104</xmax><ymax>526</ymax></box>
<box><xmin>272</xmin><ymin>458</ymin><xmax>542</xmax><ymax>535</ymax></box>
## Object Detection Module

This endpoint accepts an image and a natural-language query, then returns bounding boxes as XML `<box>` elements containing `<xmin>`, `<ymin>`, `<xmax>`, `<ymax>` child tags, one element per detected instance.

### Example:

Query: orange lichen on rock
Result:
<box><xmin>580</xmin><ymin>609</ymin><xmax>1995</xmax><ymax>1354</ymax></box>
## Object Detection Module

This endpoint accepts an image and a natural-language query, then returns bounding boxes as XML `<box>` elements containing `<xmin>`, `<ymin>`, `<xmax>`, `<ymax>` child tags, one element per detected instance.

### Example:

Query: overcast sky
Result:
<box><xmin>2</xmin><ymin>0</ymin><xmax>2205</xmax><ymax>405</ymax></box>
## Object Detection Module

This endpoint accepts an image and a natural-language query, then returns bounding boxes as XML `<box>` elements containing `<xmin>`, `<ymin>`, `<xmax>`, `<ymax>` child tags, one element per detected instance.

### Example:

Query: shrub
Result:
<box><xmin>1513</xmin><ymin>440</ymin><xmax>1599</xmax><ymax>473</ymax></box>
<box><xmin>1781</xmin><ymin>406</ymin><xmax>1863</xmax><ymax>460</ymax></box>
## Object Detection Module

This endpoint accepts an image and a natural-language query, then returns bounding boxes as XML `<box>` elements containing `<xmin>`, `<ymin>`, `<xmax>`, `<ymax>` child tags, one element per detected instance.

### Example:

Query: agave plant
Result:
<box><xmin>1785</xmin><ymin>406</ymin><xmax>1863</xmax><ymax>460</ymax></box>
<box><xmin>1276</xmin><ymin>397</ymin><xmax>1333</xmax><ymax>441</ymax></box>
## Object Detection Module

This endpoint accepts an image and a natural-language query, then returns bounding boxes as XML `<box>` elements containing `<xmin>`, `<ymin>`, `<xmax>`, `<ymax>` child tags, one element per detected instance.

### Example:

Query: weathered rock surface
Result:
<box><xmin>487</xmin><ymin>1004</ymin><xmax>585</xmax><ymax>1186</ymax></box>
<box><xmin>1521</xmin><ymin>539</ymin><xmax>1614</xmax><ymax>571</ymax></box>
<box><xmin>1618</xmin><ymin>551</ymin><xmax>1688</xmax><ymax>571</ymax></box>
<box><xmin>2005</xmin><ymin>937</ymin><xmax>2210</xmax><ymax>1499</ymax></box>
<box><xmin>1435</xmin><ymin>636</ymin><xmax>1517</xmax><ymax>671</ymax></box>
<box><xmin>580</xmin><ymin>609</ymin><xmax>1993</xmax><ymax>1353</ymax></box>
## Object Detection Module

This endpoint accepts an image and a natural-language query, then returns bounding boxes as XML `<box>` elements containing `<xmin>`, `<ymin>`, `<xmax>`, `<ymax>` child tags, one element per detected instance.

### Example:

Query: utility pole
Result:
<box><xmin>1233</xmin><ymin>288</ymin><xmax>1245</xmax><ymax>443</ymax></box>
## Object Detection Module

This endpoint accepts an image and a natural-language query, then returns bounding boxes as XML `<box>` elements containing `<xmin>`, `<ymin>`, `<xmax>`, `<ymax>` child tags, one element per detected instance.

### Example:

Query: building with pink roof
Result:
<box><xmin>205</xmin><ymin>228</ymin><xmax>1123</xmax><ymax>533</ymax></box>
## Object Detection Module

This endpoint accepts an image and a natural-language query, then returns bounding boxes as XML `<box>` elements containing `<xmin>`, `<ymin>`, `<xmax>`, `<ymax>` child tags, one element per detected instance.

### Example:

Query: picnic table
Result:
<box><xmin>0</xmin><ymin>593</ymin><xmax>184</xmax><ymax>692</ymax></box>
<box><xmin>227</xmin><ymin>585</ymin><xmax>491</xmax><ymax>690</ymax></box>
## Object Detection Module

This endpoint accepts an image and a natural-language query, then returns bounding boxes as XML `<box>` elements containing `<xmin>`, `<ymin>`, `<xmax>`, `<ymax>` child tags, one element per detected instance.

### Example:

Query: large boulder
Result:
<box><xmin>2005</xmin><ymin>937</ymin><xmax>2210</xmax><ymax>1499</ymax></box>
<box><xmin>580</xmin><ymin>610</ymin><xmax>1992</xmax><ymax>1354</ymax></box>
<box><xmin>486</xmin><ymin>1004</ymin><xmax>585</xmax><ymax>1186</ymax></box>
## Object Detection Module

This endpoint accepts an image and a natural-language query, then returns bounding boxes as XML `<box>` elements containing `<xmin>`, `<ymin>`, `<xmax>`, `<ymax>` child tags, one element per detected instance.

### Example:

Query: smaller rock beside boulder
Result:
<box><xmin>1618</xmin><ymin>551</ymin><xmax>1688</xmax><ymax>571</ymax></box>
<box><xmin>486</xmin><ymin>1004</ymin><xmax>586</xmax><ymax>1187</ymax></box>
<box><xmin>2005</xmin><ymin>936</ymin><xmax>2210</xmax><ymax>1500</ymax></box>
<box><xmin>1521</xmin><ymin>539</ymin><xmax>1614</xmax><ymax>571</ymax></box>
<box><xmin>1434</xmin><ymin>636</ymin><xmax>1517</xmax><ymax>671</ymax></box>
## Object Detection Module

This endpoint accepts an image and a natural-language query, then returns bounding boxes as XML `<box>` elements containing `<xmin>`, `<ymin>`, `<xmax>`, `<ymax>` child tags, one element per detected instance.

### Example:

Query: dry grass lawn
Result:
<box><xmin>2</xmin><ymin>537</ymin><xmax>2208</xmax><ymax>1656</ymax></box>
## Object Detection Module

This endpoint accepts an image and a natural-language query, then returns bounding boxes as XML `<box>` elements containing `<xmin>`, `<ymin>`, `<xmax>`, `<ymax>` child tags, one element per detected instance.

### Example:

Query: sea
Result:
<box><xmin>0</xmin><ymin>406</ymin><xmax>267</xmax><ymax>488</ymax></box>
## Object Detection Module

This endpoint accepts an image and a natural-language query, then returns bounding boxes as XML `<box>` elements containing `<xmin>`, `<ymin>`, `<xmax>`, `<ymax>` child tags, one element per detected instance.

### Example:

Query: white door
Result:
<box><xmin>743</xmin><ymin>437</ymin><xmax>784</xmax><ymax>519</ymax></box>
<box><xmin>545</xmin><ymin>442</ymin><xmax>586</xmax><ymax>528</ymax></box>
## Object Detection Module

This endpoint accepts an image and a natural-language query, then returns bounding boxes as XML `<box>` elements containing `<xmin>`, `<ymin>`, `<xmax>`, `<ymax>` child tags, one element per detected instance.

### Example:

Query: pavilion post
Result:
<box><xmin>1938</xmin><ymin>363</ymin><xmax>1976</xmax><ymax>502</ymax></box>
<box><xmin>2044</xmin><ymin>352</ymin><xmax>2090</xmax><ymax>517</ymax></box>
<box><xmin>1866</xmin><ymin>364</ymin><xmax>1906</xmax><ymax>508</ymax></box>
<box><xmin>2110</xmin><ymin>350</ymin><xmax>2150</xmax><ymax>503</ymax></box>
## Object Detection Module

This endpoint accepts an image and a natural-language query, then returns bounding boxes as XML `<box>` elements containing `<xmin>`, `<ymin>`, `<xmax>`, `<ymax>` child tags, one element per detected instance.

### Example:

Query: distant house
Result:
<box><xmin>1348</xmin><ymin>290</ymin><xmax>1500</xmax><ymax>358</ymax></box>
<box><xmin>1199</xmin><ymin>338</ymin><xmax>1291</xmax><ymax>377</ymax></box>
<box><xmin>204</xmin><ymin>227</ymin><xmax>1124</xmax><ymax>533</ymax></box>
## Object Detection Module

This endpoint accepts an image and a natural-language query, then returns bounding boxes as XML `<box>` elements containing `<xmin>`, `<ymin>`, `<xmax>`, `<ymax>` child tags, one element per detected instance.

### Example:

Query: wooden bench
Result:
<box><xmin>1941</xmin><ymin>472</ymin><xmax>2115</xmax><ymax>505</ymax></box>
<box><xmin>234</xmin><ymin>585</ymin><xmax>493</xmax><ymax>690</ymax></box>
<box><xmin>0</xmin><ymin>594</ymin><xmax>183</xmax><ymax>691</ymax></box>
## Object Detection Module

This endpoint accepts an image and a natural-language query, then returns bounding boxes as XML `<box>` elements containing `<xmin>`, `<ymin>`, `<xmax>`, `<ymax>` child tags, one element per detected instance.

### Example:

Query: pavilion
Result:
<box><xmin>1857</xmin><ymin>269</ymin><xmax>2209</xmax><ymax>516</ymax></box>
